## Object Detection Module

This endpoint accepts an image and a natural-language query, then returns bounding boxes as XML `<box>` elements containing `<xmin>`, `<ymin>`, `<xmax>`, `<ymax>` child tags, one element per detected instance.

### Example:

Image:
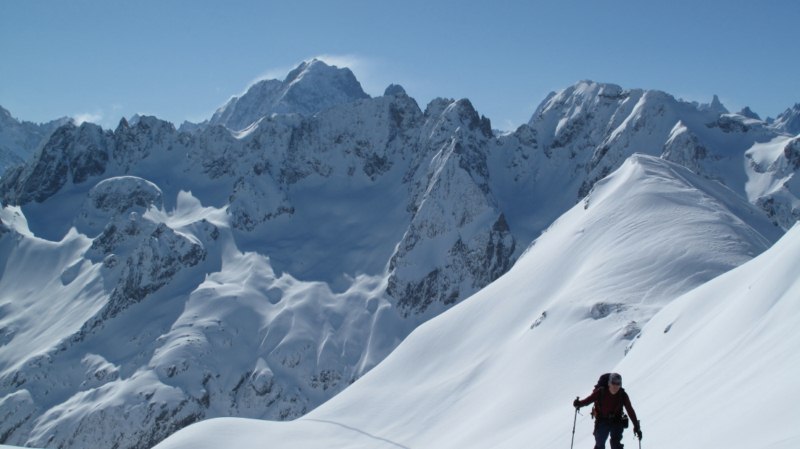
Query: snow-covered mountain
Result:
<box><xmin>153</xmin><ymin>155</ymin><xmax>800</xmax><ymax>449</ymax></box>
<box><xmin>771</xmin><ymin>103</ymin><xmax>800</xmax><ymax>135</ymax></box>
<box><xmin>526</xmin><ymin>80</ymin><xmax>799</xmax><ymax>228</ymax></box>
<box><xmin>183</xmin><ymin>59</ymin><xmax>370</xmax><ymax>133</ymax></box>
<box><xmin>0</xmin><ymin>106</ymin><xmax>69</xmax><ymax>177</ymax></box>
<box><xmin>0</xmin><ymin>64</ymin><xmax>798</xmax><ymax>449</ymax></box>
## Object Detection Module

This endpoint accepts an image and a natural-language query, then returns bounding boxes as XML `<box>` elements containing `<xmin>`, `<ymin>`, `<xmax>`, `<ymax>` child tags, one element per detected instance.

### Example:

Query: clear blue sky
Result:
<box><xmin>2</xmin><ymin>0</ymin><xmax>798</xmax><ymax>130</ymax></box>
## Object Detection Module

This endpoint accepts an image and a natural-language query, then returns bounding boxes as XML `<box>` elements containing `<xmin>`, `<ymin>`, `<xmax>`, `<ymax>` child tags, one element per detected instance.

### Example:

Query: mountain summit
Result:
<box><xmin>772</xmin><ymin>103</ymin><xmax>800</xmax><ymax>135</ymax></box>
<box><xmin>206</xmin><ymin>59</ymin><xmax>370</xmax><ymax>132</ymax></box>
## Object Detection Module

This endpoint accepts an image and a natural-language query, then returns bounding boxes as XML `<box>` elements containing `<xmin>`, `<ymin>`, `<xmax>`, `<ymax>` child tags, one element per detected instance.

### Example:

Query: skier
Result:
<box><xmin>573</xmin><ymin>373</ymin><xmax>642</xmax><ymax>449</ymax></box>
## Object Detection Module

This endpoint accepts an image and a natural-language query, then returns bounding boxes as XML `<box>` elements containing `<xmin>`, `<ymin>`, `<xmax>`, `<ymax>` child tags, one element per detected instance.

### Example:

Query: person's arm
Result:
<box><xmin>573</xmin><ymin>388</ymin><xmax>599</xmax><ymax>408</ymax></box>
<box><xmin>623</xmin><ymin>394</ymin><xmax>642</xmax><ymax>438</ymax></box>
<box><xmin>623</xmin><ymin>394</ymin><xmax>638</xmax><ymax>423</ymax></box>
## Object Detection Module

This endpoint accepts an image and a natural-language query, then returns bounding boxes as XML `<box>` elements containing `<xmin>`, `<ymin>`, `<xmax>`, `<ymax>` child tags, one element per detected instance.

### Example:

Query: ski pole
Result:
<box><xmin>638</xmin><ymin>419</ymin><xmax>642</xmax><ymax>449</ymax></box>
<box><xmin>637</xmin><ymin>419</ymin><xmax>642</xmax><ymax>449</ymax></box>
<box><xmin>570</xmin><ymin>397</ymin><xmax>579</xmax><ymax>449</ymax></box>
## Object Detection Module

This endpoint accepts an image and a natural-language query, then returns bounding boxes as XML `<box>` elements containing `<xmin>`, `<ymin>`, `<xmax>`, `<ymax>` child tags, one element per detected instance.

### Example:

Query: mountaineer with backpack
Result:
<box><xmin>573</xmin><ymin>373</ymin><xmax>642</xmax><ymax>449</ymax></box>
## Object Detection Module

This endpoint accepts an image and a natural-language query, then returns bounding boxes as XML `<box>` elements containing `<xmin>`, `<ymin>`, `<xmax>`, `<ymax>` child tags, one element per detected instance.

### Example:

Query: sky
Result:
<box><xmin>1</xmin><ymin>0</ymin><xmax>798</xmax><ymax>131</ymax></box>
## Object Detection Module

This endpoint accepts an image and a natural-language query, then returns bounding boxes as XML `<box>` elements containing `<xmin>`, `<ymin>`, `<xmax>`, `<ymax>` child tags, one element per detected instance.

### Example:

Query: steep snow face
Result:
<box><xmin>152</xmin><ymin>154</ymin><xmax>793</xmax><ymax>449</ymax></box>
<box><xmin>0</xmin><ymin>106</ymin><xmax>70</xmax><ymax>177</ymax></box>
<box><xmin>206</xmin><ymin>59</ymin><xmax>370</xmax><ymax>132</ymax></box>
<box><xmin>614</xmin><ymin>227</ymin><xmax>800</xmax><ymax>449</ymax></box>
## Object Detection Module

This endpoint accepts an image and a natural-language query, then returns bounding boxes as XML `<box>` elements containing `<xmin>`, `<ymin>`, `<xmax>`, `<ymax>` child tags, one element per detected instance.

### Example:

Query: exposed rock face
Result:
<box><xmin>97</xmin><ymin>221</ymin><xmax>207</xmax><ymax>321</ymax></box>
<box><xmin>785</xmin><ymin>137</ymin><xmax>800</xmax><ymax>170</ymax></box>
<box><xmin>386</xmin><ymin>99</ymin><xmax>514</xmax><ymax>317</ymax></box>
<box><xmin>0</xmin><ymin>105</ymin><xmax>70</xmax><ymax>176</ymax></box>
<box><xmin>0</xmin><ymin>122</ymin><xmax>111</xmax><ymax>204</ymax></box>
<box><xmin>77</xmin><ymin>176</ymin><xmax>163</xmax><ymax>234</ymax></box>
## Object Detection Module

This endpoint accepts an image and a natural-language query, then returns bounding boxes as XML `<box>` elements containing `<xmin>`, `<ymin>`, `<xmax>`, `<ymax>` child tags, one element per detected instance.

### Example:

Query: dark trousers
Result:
<box><xmin>593</xmin><ymin>419</ymin><xmax>624</xmax><ymax>449</ymax></box>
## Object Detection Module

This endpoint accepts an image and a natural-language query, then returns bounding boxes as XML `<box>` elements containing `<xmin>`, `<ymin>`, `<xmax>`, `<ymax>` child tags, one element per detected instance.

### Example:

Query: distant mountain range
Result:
<box><xmin>0</xmin><ymin>59</ymin><xmax>798</xmax><ymax>449</ymax></box>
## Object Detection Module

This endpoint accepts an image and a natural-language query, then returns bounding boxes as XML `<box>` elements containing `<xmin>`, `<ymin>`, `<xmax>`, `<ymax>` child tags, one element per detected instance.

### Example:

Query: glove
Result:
<box><xmin>633</xmin><ymin>421</ymin><xmax>642</xmax><ymax>440</ymax></box>
<box><xmin>573</xmin><ymin>398</ymin><xmax>581</xmax><ymax>408</ymax></box>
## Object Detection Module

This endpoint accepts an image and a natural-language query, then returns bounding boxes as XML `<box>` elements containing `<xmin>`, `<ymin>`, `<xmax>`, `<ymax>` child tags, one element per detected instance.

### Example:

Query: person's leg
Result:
<box><xmin>608</xmin><ymin>423</ymin><xmax>624</xmax><ymax>449</ymax></box>
<box><xmin>593</xmin><ymin>421</ymin><xmax>611</xmax><ymax>449</ymax></box>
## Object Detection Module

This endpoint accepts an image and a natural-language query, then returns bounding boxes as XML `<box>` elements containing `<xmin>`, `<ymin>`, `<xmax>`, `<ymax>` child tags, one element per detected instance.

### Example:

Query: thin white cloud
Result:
<box><xmin>312</xmin><ymin>53</ymin><xmax>369</xmax><ymax>73</ymax></box>
<box><xmin>72</xmin><ymin>111</ymin><xmax>103</xmax><ymax>126</ymax></box>
<box><xmin>254</xmin><ymin>63</ymin><xmax>298</xmax><ymax>85</ymax></box>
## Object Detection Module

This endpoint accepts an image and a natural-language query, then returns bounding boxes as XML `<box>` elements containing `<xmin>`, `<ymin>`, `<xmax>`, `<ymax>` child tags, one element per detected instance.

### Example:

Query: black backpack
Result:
<box><xmin>594</xmin><ymin>373</ymin><xmax>613</xmax><ymax>389</ymax></box>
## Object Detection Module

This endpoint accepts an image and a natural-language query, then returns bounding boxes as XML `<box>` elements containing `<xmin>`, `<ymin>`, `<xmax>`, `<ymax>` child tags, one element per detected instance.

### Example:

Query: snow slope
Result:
<box><xmin>154</xmin><ymin>154</ymin><xmax>797</xmax><ymax>449</ymax></box>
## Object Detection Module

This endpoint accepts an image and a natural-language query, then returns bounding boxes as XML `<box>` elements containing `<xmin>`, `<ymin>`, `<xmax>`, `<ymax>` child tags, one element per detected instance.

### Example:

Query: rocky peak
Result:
<box><xmin>283</xmin><ymin>58</ymin><xmax>357</xmax><ymax>89</ymax></box>
<box><xmin>208</xmin><ymin>59</ymin><xmax>370</xmax><ymax>132</ymax></box>
<box><xmin>738</xmin><ymin>106</ymin><xmax>761</xmax><ymax>120</ymax></box>
<box><xmin>528</xmin><ymin>80</ymin><xmax>643</xmax><ymax>153</ymax></box>
<box><xmin>384</xmin><ymin>84</ymin><xmax>407</xmax><ymax>97</ymax></box>
<box><xmin>772</xmin><ymin>103</ymin><xmax>800</xmax><ymax>135</ymax></box>
<box><xmin>532</xmin><ymin>81</ymin><xmax>628</xmax><ymax>118</ymax></box>
<box><xmin>0</xmin><ymin>120</ymin><xmax>113</xmax><ymax>206</ymax></box>
<box><xmin>698</xmin><ymin>94</ymin><xmax>729</xmax><ymax>115</ymax></box>
<box><xmin>423</xmin><ymin>98</ymin><xmax>492</xmax><ymax>141</ymax></box>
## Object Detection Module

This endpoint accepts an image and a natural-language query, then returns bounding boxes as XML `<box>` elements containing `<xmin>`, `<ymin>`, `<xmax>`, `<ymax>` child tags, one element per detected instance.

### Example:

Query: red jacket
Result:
<box><xmin>577</xmin><ymin>387</ymin><xmax>638</xmax><ymax>425</ymax></box>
